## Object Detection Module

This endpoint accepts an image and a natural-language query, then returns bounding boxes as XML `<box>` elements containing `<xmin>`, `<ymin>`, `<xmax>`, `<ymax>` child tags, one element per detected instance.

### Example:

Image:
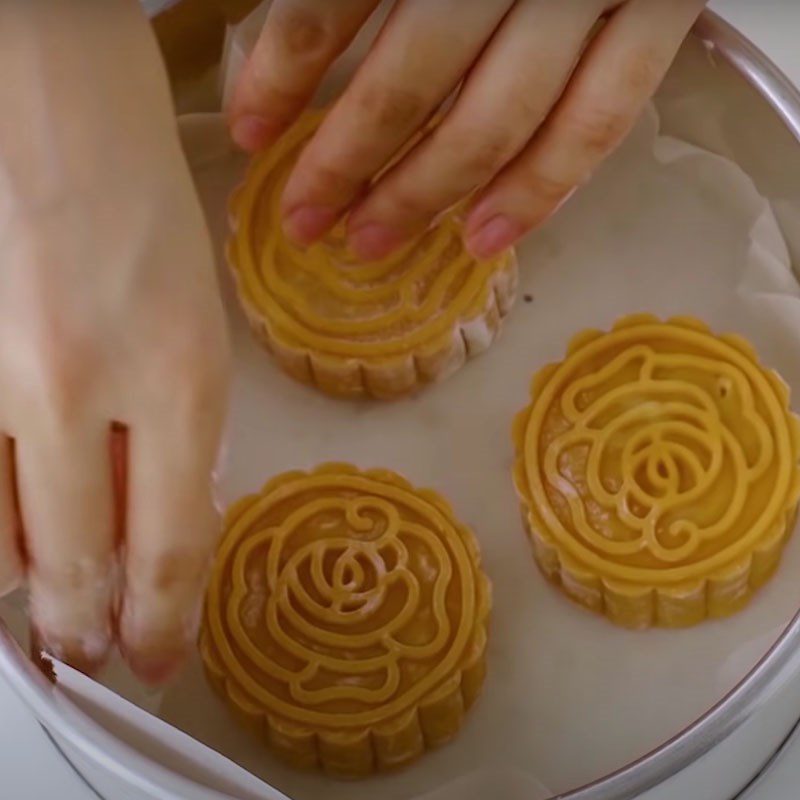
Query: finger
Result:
<box><xmin>346</xmin><ymin>0</ymin><xmax>607</xmax><ymax>258</ymax></box>
<box><xmin>281</xmin><ymin>0</ymin><xmax>514</xmax><ymax>248</ymax></box>
<box><xmin>0</xmin><ymin>437</ymin><xmax>24</xmax><ymax>596</ymax></box>
<box><xmin>18</xmin><ymin>424</ymin><xmax>116</xmax><ymax>674</ymax></box>
<box><xmin>120</xmin><ymin>393</ymin><xmax>224</xmax><ymax>685</ymax></box>
<box><xmin>229</xmin><ymin>0</ymin><xmax>380</xmax><ymax>152</ymax></box>
<box><xmin>464</xmin><ymin>0</ymin><xmax>706</xmax><ymax>258</ymax></box>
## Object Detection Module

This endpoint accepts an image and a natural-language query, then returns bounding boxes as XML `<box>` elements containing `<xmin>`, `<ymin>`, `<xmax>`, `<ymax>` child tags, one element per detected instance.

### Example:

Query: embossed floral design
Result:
<box><xmin>201</xmin><ymin>464</ymin><xmax>490</xmax><ymax>775</ymax></box>
<box><xmin>513</xmin><ymin>315</ymin><xmax>800</xmax><ymax>628</ymax></box>
<box><xmin>227</xmin><ymin>111</ymin><xmax>517</xmax><ymax>398</ymax></box>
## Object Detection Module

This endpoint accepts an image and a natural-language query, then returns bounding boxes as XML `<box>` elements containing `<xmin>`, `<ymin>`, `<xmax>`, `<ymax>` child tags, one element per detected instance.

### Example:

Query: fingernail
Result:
<box><xmin>126</xmin><ymin>649</ymin><xmax>188</xmax><ymax>686</ymax></box>
<box><xmin>231</xmin><ymin>115</ymin><xmax>273</xmax><ymax>152</ymax></box>
<box><xmin>119</xmin><ymin>593</ymin><xmax>201</xmax><ymax>685</ymax></box>
<box><xmin>348</xmin><ymin>223</ymin><xmax>404</xmax><ymax>261</ymax></box>
<box><xmin>283</xmin><ymin>205</ymin><xmax>338</xmax><ymax>246</ymax></box>
<box><xmin>465</xmin><ymin>215</ymin><xmax>524</xmax><ymax>259</ymax></box>
<box><xmin>550</xmin><ymin>185</ymin><xmax>579</xmax><ymax>217</ymax></box>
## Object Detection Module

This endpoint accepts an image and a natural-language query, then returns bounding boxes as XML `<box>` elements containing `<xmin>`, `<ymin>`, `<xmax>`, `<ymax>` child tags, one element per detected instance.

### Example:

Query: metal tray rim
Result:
<box><xmin>1</xmin><ymin>8</ymin><xmax>799</xmax><ymax>800</ymax></box>
<box><xmin>558</xmin><ymin>9</ymin><xmax>800</xmax><ymax>800</ymax></box>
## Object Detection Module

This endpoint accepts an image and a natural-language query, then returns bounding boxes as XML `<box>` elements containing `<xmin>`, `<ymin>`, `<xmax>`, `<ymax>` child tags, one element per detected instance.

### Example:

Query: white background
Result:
<box><xmin>0</xmin><ymin>1</ymin><xmax>797</xmax><ymax>798</ymax></box>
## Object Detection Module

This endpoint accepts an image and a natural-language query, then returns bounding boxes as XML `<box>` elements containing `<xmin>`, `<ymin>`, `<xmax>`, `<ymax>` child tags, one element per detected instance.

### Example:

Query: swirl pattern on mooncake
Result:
<box><xmin>512</xmin><ymin>315</ymin><xmax>800</xmax><ymax>628</ymax></box>
<box><xmin>227</xmin><ymin>111</ymin><xmax>517</xmax><ymax>399</ymax></box>
<box><xmin>200</xmin><ymin>464</ymin><xmax>490</xmax><ymax>776</ymax></box>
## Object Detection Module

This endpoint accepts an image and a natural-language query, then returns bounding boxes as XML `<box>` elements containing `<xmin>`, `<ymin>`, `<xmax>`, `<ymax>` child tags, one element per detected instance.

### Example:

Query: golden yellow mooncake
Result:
<box><xmin>512</xmin><ymin>315</ymin><xmax>800</xmax><ymax>629</ymax></box>
<box><xmin>227</xmin><ymin>111</ymin><xmax>518</xmax><ymax>400</ymax></box>
<box><xmin>199</xmin><ymin>464</ymin><xmax>490</xmax><ymax>777</ymax></box>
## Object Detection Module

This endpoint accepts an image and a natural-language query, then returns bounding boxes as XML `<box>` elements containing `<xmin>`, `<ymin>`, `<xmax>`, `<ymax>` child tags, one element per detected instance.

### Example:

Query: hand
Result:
<box><xmin>0</xmin><ymin>1</ymin><xmax>230</xmax><ymax>684</ymax></box>
<box><xmin>229</xmin><ymin>0</ymin><xmax>706</xmax><ymax>260</ymax></box>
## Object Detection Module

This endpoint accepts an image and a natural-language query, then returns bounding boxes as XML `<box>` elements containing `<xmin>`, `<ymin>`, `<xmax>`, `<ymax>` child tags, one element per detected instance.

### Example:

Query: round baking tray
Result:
<box><xmin>1</xmin><ymin>9</ymin><xmax>800</xmax><ymax>800</ymax></box>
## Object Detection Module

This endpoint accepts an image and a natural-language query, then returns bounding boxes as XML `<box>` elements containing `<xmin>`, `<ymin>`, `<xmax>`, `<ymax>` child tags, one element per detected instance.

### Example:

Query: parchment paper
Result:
<box><xmin>69</xmin><ymin>101</ymin><xmax>800</xmax><ymax>800</ymax></box>
<box><xmin>3</xmin><ymin>37</ymin><xmax>800</xmax><ymax>800</ymax></box>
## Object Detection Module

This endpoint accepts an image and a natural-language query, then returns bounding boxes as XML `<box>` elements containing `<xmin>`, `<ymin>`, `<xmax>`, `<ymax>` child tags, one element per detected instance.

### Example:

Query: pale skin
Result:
<box><xmin>0</xmin><ymin>1</ymin><xmax>229</xmax><ymax>684</ymax></box>
<box><xmin>0</xmin><ymin>0</ymin><xmax>703</xmax><ymax>685</ymax></box>
<box><xmin>230</xmin><ymin>0</ymin><xmax>707</xmax><ymax>259</ymax></box>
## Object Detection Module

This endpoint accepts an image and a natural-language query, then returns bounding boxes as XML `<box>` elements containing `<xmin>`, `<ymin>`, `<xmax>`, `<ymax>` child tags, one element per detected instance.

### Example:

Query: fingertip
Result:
<box><xmin>119</xmin><ymin>593</ymin><xmax>202</xmax><ymax>685</ymax></box>
<box><xmin>282</xmin><ymin>205</ymin><xmax>338</xmax><ymax>247</ymax></box>
<box><xmin>120</xmin><ymin>620</ymin><xmax>193</xmax><ymax>686</ymax></box>
<box><xmin>230</xmin><ymin>114</ymin><xmax>275</xmax><ymax>153</ymax></box>
<box><xmin>464</xmin><ymin>214</ymin><xmax>525</xmax><ymax>260</ymax></box>
<box><xmin>124</xmin><ymin>647</ymin><xmax>189</xmax><ymax>687</ymax></box>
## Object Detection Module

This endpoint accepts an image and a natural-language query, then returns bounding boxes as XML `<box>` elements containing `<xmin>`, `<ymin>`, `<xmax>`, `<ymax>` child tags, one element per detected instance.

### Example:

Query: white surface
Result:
<box><xmin>0</xmin><ymin>678</ymin><xmax>97</xmax><ymax>799</ymax></box>
<box><xmin>624</xmin><ymin>9</ymin><xmax>800</xmax><ymax>800</ymax></box>
<box><xmin>633</xmin><ymin>8</ymin><xmax>800</xmax><ymax>800</ymax></box>
<box><xmin>706</xmin><ymin>4</ymin><xmax>800</xmax><ymax>789</ymax></box>
<box><xmin>0</xmin><ymin>3</ymin><xmax>798</xmax><ymax>800</ymax></box>
<box><xmin>148</xmin><ymin>96</ymin><xmax>800</xmax><ymax>800</ymax></box>
<box><xmin>741</xmin><ymin>718</ymin><xmax>800</xmax><ymax>799</ymax></box>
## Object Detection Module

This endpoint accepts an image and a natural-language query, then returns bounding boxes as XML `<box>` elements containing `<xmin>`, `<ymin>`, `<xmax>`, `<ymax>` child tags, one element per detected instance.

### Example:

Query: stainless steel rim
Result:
<box><xmin>557</xmin><ymin>9</ymin><xmax>800</xmax><ymax>800</ymax></box>
<box><xmin>40</xmin><ymin>724</ymin><xmax>107</xmax><ymax>800</ymax></box>
<box><xmin>2</xmin><ymin>9</ymin><xmax>800</xmax><ymax>800</ymax></box>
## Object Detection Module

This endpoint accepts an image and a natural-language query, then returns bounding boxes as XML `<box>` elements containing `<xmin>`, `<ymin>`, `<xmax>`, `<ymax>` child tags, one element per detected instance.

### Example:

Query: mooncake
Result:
<box><xmin>227</xmin><ymin>111</ymin><xmax>517</xmax><ymax>399</ymax></box>
<box><xmin>512</xmin><ymin>314</ymin><xmax>800</xmax><ymax>629</ymax></box>
<box><xmin>199</xmin><ymin>464</ymin><xmax>490</xmax><ymax>776</ymax></box>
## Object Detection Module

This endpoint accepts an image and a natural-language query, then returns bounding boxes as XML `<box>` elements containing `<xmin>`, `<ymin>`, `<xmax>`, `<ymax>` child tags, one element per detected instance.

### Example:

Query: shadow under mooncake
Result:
<box><xmin>227</xmin><ymin>111</ymin><xmax>518</xmax><ymax>400</ymax></box>
<box><xmin>513</xmin><ymin>314</ymin><xmax>800</xmax><ymax>629</ymax></box>
<box><xmin>199</xmin><ymin>463</ymin><xmax>490</xmax><ymax>777</ymax></box>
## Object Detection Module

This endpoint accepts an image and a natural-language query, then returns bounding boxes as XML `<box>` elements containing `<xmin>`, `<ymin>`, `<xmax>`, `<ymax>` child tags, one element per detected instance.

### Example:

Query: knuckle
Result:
<box><xmin>442</xmin><ymin>123</ymin><xmax>517</xmax><ymax>180</ymax></box>
<box><xmin>244</xmin><ymin>64</ymin><xmax>307</xmax><ymax>113</ymax></box>
<box><xmin>22</xmin><ymin>338</ymin><xmax>95</xmax><ymax>425</ymax></box>
<box><xmin>562</xmin><ymin>104</ymin><xmax>632</xmax><ymax>155</ymax></box>
<box><xmin>620</xmin><ymin>45</ymin><xmax>666</xmax><ymax>94</ymax></box>
<box><xmin>272</xmin><ymin>6</ymin><xmax>331</xmax><ymax>58</ymax></box>
<box><xmin>301</xmin><ymin>160</ymin><xmax>357</xmax><ymax>202</ymax></box>
<box><xmin>272</xmin><ymin>4</ymin><xmax>332</xmax><ymax>57</ymax></box>
<box><xmin>244</xmin><ymin>7</ymin><xmax>335</xmax><ymax>111</ymax></box>
<box><xmin>387</xmin><ymin>186</ymin><xmax>421</xmax><ymax>216</ymax></box>
<box><xmin>523</xmin><ymin>167</ymin><xmax>575</xmax><ymax>204</ymax></box>
<box><xmin>154</xmin><ymin>318</ymin><xmax>229</xmax><ymax>381</ymax></box>
<box><xmin>355</xmin><ymin>82</ymin><xmax>426</xmax><ymax>131</ymax></box>
<box><xmin>374</xmin><ymin>184</ymin><xmax>429</xmax><ymax>222</ymax></box>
